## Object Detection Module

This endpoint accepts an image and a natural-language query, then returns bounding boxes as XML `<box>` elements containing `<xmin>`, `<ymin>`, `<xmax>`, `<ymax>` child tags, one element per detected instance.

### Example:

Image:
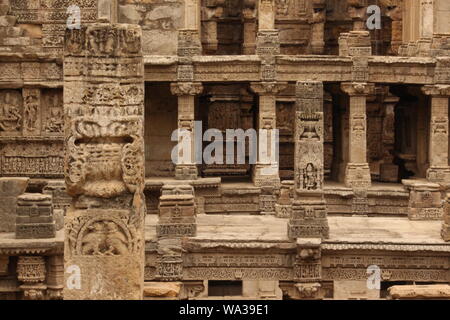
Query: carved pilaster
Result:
<box><xmin>421</xmin><ymin>85</ymin><xmax>450</xmax><ymax>183</ymax></box>
<box><xmin>380</xmin><ymin>0</ymin><xmax>403</xmax><ymax>55</ymax></box>
<box><xmin>309</xmin><ymin>0</ymin><xmax>326</xmax><ymax>54</ymax></box>
<box><xmin>341</xmin><ymin>82</ymin><xmax>374</xmax><ymax>190</ymax></box>
<box><xmin>171</xmin><ymin>82</ymin><xmax>203</xmax><ymax>180</ymax></box>
<box><xmin>201</xmin><ymin>0</ymin><xmax>224</xmax><ymax>54</ymax></box>
<box><xmin>380</xmin><ymin>92</ymin><xmax>400</xmax><ymax>182</ymax></box>
<box><xmin>17</xmin><ymin>256</ymin><xmax>47</xmax><ymax>300</ymax></box>
<box><xmin>288</xmin><ymin>81</ymin><xmax>329</xmax><ymax>239</ymax></box>
<box><xmin>242</xmin><ymin>0</ymin><xmax>257</xmax><ymax>54</ymax></box>
<box><xmin>64</xmin><ymin>24</ymin><xmax>145</xmax><ymax>300</ymax></box>
<box><xmin>347</xmin><ymin>0</ymin><xmax>369</xmax><ymax>31</ymax></box>
<box><xmin>250</xmin><ymin>82</ymin><xmax>287</xmax><ymax>188</ymax></box>
<box><xmin>293</xmin><ymin>239</ymin><xmax>324</xmax><ymax>300</ymax></box>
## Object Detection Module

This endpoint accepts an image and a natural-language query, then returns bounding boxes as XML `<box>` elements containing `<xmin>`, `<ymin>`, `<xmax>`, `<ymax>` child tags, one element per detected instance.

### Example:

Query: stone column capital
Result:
<box><xmin>250</xmin><ymin>81</ymin><xmax>287</xmax><ymax>95</ymax></box>
<box><xmin>171</xmin><ymin>82</ymin><xmax>204</xmax><ymax>96</ymax></box>
<box><xmin>341</xmin><ymin>82</ymin><xmax>375</xmax><ymax>96</ymax></box>
<box><xmin>422</xmin><ymin>85</ymin><xmax>450</xmax><ymax>97</ymax></box>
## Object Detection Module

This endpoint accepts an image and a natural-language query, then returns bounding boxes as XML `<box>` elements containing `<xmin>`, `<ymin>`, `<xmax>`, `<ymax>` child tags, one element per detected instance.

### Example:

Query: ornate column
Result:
<box><xmin>256</xmin><ymin>0</ymin><xmax>279</xmax><ymax>81</ymax></box>
<box><xmin>170</xmin><ymin>82</ymin><xmax>203</xmax><ymax>180</ymax></box>
<box><xmin>250</xmin><ymin>81</ymin><xmax>287</xmax><ymax>188</ymax></box>
<box><xmin>180</xmin><ymin>0</ymin><xmax>202</xmax><ymax>55</ymax></box>
<box><xmin>288</xmin><ymin>81</ymin><xmax>329</xmax><ymax>240</ymax></box>
<box><xmin>420</xmin><ymin>0</ymin><xmax>434</xmax><ymax>39</ymax></box>
<box><xmin>421</xmin><ymin>85</ymin><xmax>450</xmax><ymax>182</ymax></box>
<box><xmin>242</xmin><ymin>0</ymin><xmax>257</xmax><ymax>54</ymax></box>
<box><xmin>310</xmin><ymin>0</ymin><xmax>326</xmax><ymax>54</ymax></box>
<box><xmin>201</xmin><ymin>0</ymin><xmax>224</xmax><ymax>54</ymax></box>
<box><xmin>380</xmin><ymin>92</ymin><xmax>400</xmax><ymax>182</ymax></box>
<box><xmin>443</xmin><ymin>192</ymin><xmax>450</xmax><ymax>241</ymax></box>
<box><xmin>341</xmin><ymin>82</ymin><xmax>374</xmax><ymax>189</ymax></box>
<box><xmin>63</xmin><ymin>24</ymin><xmax>145</xmax><ymax>299</ymax></box>
<box><xmin>381</xmin><ymin>0</ymin><xmax>403</xmax><ymax>55</ymax></box>
<box><xmin>347</xmin><ymin>0</ymin><xmax>368</xmax><ymax>31</ymax></box>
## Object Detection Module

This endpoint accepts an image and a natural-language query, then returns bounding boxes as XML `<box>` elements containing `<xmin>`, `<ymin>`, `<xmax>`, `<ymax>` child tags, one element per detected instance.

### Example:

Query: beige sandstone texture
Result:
<box><xmin>0</xmin><ymin>0</ymin><xmax>448</xmax><ymax>300</ymax></box>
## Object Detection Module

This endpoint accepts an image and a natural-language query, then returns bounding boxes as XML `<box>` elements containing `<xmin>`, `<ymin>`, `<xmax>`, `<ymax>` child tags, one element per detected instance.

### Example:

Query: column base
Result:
<box><xmin>345</xmin><ymin>163</ymin><xmax>371</xmax><ymax>188</ymax></box>
<box><xmin>288</xmin><ymin>199</ymin><xmax>329</xmax><ymax>239</ymax></box>
<box><xmin>426</xmin><ymin>167</ymin><xmax>450</xmax><ymax>183</ymax></box>
<box><xmin>253</xmin><ymin>164</ymin><xmax>280</xmax><ymax>188</ymax></box>
<box><xmin>175</xmin><ymin>164</ymin><xmax>198</xmax><ymax>180</ymax></box>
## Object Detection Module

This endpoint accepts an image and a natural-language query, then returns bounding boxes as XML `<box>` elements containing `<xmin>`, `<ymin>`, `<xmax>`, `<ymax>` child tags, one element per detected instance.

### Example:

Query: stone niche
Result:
<box><xmin>118</xmin><ymin>0</ymin><xmax>185</xmax><ymax>55</ymax></box>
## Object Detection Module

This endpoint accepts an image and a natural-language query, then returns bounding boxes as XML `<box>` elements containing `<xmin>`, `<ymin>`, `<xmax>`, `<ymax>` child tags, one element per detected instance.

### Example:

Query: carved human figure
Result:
<box><xmin>0</xmin><ymin>92</ymin><xmax>22</xmax><ymax>132</ymax></box>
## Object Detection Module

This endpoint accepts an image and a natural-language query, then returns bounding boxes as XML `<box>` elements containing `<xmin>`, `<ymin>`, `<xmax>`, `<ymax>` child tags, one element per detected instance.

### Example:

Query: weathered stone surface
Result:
<box><xmin>143</xmin><ymin>282</ymin><xmax>181</xmax><ymax>297</ymax></box>
<box><xmin>0</xmin><ymin>177</ymin><xmax>29</xmax><ymax>232</ymax></box>
<box><xmin>63</xmin><ymin>23</ymin><xmax>145</xmax><ymax>300</ymax></box>
<box><xmin>388</xmin><ymin>284</ymin><xmax>450</xmax><ymax>299</ymax></box>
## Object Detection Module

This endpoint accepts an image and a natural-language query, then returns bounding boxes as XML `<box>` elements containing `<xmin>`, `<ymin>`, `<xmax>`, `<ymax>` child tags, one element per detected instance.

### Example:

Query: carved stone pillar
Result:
<box><xmin>242</xmin><ymin>0</ymin><xmax>257</xmax><ymax>54</ymax></box>
<box><xmin>288</xmin><ymin>81</ymin><xmax>329</xmax><ymax>240</ymax></box>
<box><xmin>341</xmin><ymin>82</ymin><xmax>374</xmax><ymax>189</ymax></box>
<box><xmin>171</xmin><ymin>82</ymin><xmax>203</xmax><ymax>180</ymax></box>
<box><xmin>201</xmin><ymin>0</ymin><xmax>224</xmax><ymax>54</ymax></box>
<box><xmin>46</xmin><ymin>255</ymin><xmax>64</xmax><ymax>300</ymax></box>
<box><xmin>293</xmin><ymin>239</ymin><xmax>323</xmax><ymax>300</ymax></box>
<box><xmin>421</xmin><ymin>85</ymin><xmax>450</xmax><ymax>182</ymax></box>
<box><xmin>310</xmin><ymin>0</ymin><xmax>326</xmax><ymax>54</ymax></box>
<box><xmin>17</xmin><ymin>256</ymin><xmax>47</xmax><ymax>300</ymax></box>
<box><xmin>380</xmin><ymin>93</ymin><xmax>399</xmax><ymax>182</ymax></box>
<box><xmin>250</xmin><ymin>82</ymin><xmax>287</xmax><ymax>188</ymax></box>
<box><xmin>347</xmin><ymin>0</ymin><xmax>368</xmax><ymax>31</ymax></box>
<box><xmin>420</xmin><ymin>0</ymin><xmax>434</xmax><ymax>39</ymax></box>
<box><xmin>63</xmin><ymin>24</ymin><xmax>145</xmax><ymax>299</ymax></box>
<box><xmin>381</xmin><ymin>0</ymin><xmax>403</xmax><ymax>55</ymax></box>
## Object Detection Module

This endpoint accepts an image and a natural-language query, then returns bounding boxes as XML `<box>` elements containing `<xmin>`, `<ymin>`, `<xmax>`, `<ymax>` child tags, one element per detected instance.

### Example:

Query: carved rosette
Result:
<box><xmin>64</xmin><ymin>23</ymin><xmax>145</xmax><ymax>300</ymax></box>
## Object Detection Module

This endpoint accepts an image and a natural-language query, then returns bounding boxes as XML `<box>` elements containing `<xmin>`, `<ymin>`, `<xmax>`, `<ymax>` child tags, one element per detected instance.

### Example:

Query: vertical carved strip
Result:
<box><xmin>288</xmin><ymin>81</ymin><xmax>329</xmax><ymax>239</ymax></box>
<box><xmin>63</xmin><ymin>24</ymin><xmax>145</xmax><ymax>300</ymax></box>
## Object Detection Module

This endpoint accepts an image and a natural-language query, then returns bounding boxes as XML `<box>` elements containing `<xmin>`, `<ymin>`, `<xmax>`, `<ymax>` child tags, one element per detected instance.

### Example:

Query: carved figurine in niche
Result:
<box><xmin>88</xmin><ymin>28</ymin><xmax>117</xmax><ymax>55</ymax></box>
<box><xmin>24</xmin><ymin>94</ymin><xmax>39</xmax><ymax>132</ymax></box>
<box><xmin>303</xmin><ymin>162</ymin><xmax>318</xmax><ymax>190</ymax></box>
<box><xmin>0</xmin><ymin>91</ymin><xmax>22</xmax><ymax>132</ymax></box>
<box><xmin>44</xmin><ymin>92</ymin><xmax>63</xmax><ymax>134</ymax></box>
